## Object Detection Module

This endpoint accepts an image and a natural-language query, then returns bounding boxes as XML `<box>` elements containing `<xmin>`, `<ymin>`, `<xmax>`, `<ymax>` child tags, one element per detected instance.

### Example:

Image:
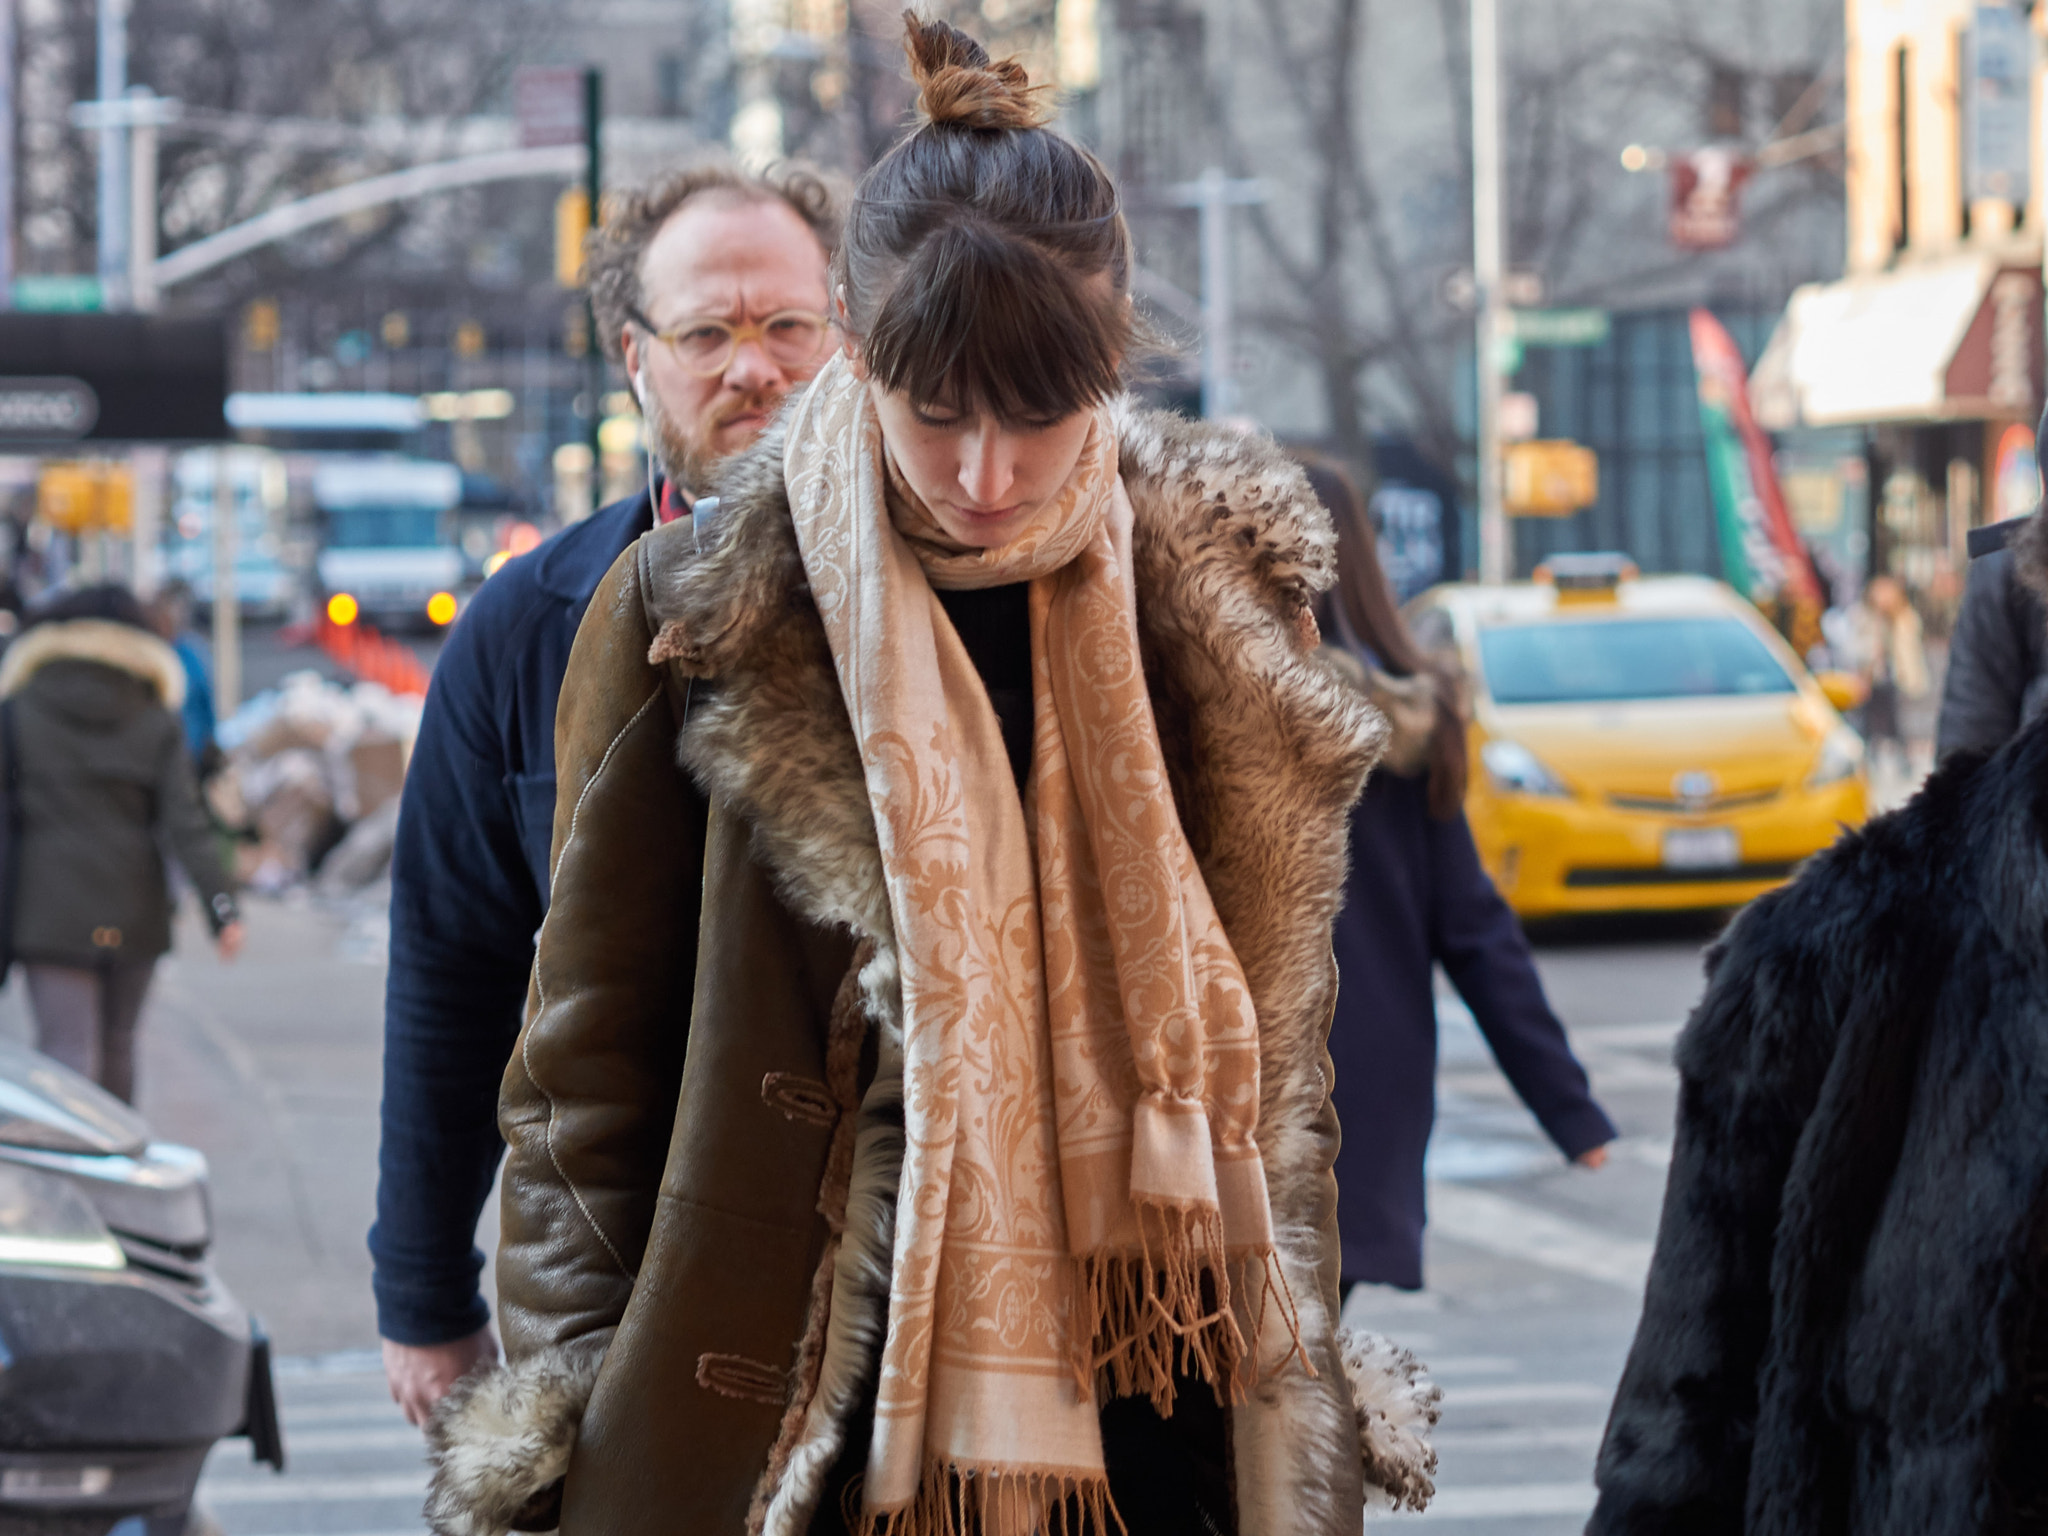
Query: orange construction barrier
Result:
<box><xmin>311</xmin><ymin>618</ymin><xmax>433</xmax><ymax>697</ymax></box>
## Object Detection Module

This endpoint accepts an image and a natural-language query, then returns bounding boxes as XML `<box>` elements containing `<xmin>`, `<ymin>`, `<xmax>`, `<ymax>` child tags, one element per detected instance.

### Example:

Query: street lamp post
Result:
<box><xmin>96</xmin><ymin>0</ymin><xmax>131</xmax><ymax>310</ymax></box>
<box><xmin>1</xmin><ymin>0</ymin><xmax>15</xmax><ymax>311</ymax></box>
<box><xmin>1471</xmin><ymin>0</ymin><xmax>1509</xmax><ymax>583</ymax></box>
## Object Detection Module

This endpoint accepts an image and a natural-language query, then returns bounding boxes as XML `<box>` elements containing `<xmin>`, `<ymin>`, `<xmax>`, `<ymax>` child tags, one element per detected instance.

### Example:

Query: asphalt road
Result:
<box><xmin>0</xmin><ymin>894</ymin><xmax>1723</xmax><ymax>1534</ymax></box>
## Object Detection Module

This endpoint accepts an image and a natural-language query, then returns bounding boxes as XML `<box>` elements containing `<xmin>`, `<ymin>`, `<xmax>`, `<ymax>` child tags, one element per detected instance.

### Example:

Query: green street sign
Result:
<box><xmin>10</xmin><ymin>276</ymin><xmax>104</xmax><ymax>313</ymax></box>
<box><xmin>1509</xmin><ymin>308</ymin><xmax>1610</xmax><ymax>347</ymax></box>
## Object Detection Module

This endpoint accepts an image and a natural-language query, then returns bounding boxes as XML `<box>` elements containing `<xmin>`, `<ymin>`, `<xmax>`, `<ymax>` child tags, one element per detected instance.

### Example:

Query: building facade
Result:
<box><xmin>1755</xmin><ymin>0</ymin><xmax>2045</xmax><ymax>607</ymax></box>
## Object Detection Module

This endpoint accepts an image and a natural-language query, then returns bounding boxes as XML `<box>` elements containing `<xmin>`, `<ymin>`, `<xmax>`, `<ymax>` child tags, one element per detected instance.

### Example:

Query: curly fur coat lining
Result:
<box><xmin>429</xmin><ymin>403</ymin><xmax>1428</xmax><ymax>1535</ymax></box>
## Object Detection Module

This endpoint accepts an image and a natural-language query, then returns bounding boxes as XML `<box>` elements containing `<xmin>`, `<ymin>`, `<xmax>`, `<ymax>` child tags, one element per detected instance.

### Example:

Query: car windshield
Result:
<box><xmin>324</xmin><ymin>506</ymin><xmax>443</xmax><ymax>549</ymax></box>
<box><xmin>1477</xmin><ymin>615</ymin><xmax>1796</xmax><ymax>704</ymax></box>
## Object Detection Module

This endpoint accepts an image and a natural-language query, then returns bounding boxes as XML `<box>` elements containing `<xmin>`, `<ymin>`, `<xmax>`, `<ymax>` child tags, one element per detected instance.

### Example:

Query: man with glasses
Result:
<box><xmin>372</xmin><ymin>163</ymin><xmax>839</xmax><ymax>1425</ymax></box>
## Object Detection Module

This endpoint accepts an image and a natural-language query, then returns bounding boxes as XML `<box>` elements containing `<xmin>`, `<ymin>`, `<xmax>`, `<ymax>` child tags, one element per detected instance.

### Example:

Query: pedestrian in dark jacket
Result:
<box><xmin>1590</xmin><ymin>710</ymin><xmax>2048</xmax><ymax>1532</ymax></box>
<box><xmin>371</xmin><ymin>159</ymin><xmax>841</xmax><ymax>1424</ymax></box>
<box><xmin>0</xmin><ymin>585</ymin><xmax>241</xmax><ymax>1102</ymax></box>
<box><xmin>1935</xmin><ymin>507</ymin><xmax>2048</xmax><ymax>760</ymax></box>
<box><xmin>1302</xmin><ymin>457</ymin><xmax>1616</xmax><ymax>1293</ymax></box>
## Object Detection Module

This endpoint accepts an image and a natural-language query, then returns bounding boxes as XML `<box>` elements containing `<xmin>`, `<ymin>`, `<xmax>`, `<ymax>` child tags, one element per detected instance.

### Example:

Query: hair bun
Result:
<box><xmin>903</xmin><ymin>11</ymin><xmax>1052</xmax><ymax>131</ymax></box>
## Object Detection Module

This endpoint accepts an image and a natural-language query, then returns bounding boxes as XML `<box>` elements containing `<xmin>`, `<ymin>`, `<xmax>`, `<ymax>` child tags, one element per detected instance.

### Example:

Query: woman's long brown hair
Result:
<box><xmin>1297</xmin><ymin>453</ymin><xmax>1470</xmax><ymax>820</ymax></box>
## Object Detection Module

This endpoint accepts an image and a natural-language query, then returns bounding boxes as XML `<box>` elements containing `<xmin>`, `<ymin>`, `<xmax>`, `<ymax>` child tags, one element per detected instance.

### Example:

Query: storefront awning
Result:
<box><xmin>1751</xmin><ymin>254</ymin><xmax>2042</xmax><ymax>431</ymax></box>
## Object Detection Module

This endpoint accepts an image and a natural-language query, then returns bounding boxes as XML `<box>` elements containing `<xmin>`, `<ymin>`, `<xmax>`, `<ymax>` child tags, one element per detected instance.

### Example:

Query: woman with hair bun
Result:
<box><xmin>426</xmin><ymin>17</ymin><xmax>1437</xmax><ymax>1536</ymax></box>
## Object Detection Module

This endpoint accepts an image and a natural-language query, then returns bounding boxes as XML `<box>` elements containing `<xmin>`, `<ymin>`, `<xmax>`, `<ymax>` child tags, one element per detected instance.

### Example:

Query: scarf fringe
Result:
<box><xmin>856</xmin><ymin>1465</ymin><xmax>1126</xmax><ymax>1536</ymax></box>
<box><xmin>1078</xmin><ymin>1207</ymin><xmax>1315</xmax><ymax>1416</ymax></box>
<box><xmin>1080</xmin><ymin>1204</ymin><xmax>1268</xmax><ymax>1414</ymax></box>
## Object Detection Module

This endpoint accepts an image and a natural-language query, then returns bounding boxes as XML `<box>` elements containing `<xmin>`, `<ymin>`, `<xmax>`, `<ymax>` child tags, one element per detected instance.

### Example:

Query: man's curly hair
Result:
<box><xmin>584</xmin><ymin>162</ymin><xmax>843</xmax><ymax>363</ymax></box>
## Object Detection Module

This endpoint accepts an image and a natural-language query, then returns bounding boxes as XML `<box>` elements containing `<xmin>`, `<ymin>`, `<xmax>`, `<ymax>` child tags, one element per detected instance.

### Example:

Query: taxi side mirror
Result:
<box><xmin>1815</xmin><ymin>670</ymin><xmax>1866</xmax><ymax>713</ymax></box>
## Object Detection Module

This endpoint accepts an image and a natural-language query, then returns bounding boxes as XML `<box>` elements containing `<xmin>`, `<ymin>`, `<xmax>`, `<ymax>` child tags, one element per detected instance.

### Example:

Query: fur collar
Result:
<box><xmin>2014</xmin><ymin>508</ymin><xmax>2048</xmax><ymax>606</ymax></box>
<box><xmin>637</xmin><ymin>401</ymin><xmax>1408</xmax><ymax>1533</ymax></box>
<box><xmin>0</xmin><ymin>619</ymin><xmax>186</xmax><ymax>708</ymax></box>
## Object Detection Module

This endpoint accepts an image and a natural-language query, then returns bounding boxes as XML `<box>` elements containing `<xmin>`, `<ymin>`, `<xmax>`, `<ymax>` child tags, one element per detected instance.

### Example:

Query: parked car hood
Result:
<box><xmin>0</xmin><ymin>1035</ymin><xmax>149</xmax><ymax>1156</ymax></box>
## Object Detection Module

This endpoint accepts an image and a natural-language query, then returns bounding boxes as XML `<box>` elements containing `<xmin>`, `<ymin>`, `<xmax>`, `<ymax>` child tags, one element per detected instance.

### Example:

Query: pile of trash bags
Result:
<box><xmin>212</xmin><ymin>672</ymin><xmax>423</xmax><ymax>896</ymax></box>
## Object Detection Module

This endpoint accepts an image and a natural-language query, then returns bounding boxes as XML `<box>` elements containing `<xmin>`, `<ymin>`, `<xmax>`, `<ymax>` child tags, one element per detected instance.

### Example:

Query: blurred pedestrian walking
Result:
<box><xmin>371</xmin><ymin>161</ymin><xmax>841</xmax><ymax>1425</ymax></box>
<box><xmin>1848</xmin><ymin>573</ymin><xmax>1929</xmax><ymax>775</ymax></box>
<box><xmin>0</xmin><ymin>585</ymin><xmax>241</xmax><ymax>1103</ymax></box>
<box><xmin>1589</xmin><ymin>546</ymin><xmax>2048</xmax><ymax>1532</ymax></box>
<box><xmin>1303</xmin><ymin>457</ymin><xmax>1615</xmax><ymax>1296</ymax></box>
<box><xmin>1937</xmin><ymin>402</ymin><xmax>2048</xmax><ymax>761</ymax></box>
<box><xmin>1937</xmin><ymin>510</ymin><xmax>2047</xmax><ymax>760</ymax></box>
<box><xmin>147</xmin><ymin>579</ymin><xmax>220</xmax><ymax>777</ymax></box>
<box><xmin>425</xmin><ymin>19</ymin><xmax>1435</xmax><ymax>1535</ymax></box>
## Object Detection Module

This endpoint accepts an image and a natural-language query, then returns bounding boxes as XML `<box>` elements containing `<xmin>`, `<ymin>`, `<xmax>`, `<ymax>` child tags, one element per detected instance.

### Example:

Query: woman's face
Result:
<box><xmin>864</xmin><ymin>381</ymin><xmax>1097</xmax><ymax>550</ymax></box>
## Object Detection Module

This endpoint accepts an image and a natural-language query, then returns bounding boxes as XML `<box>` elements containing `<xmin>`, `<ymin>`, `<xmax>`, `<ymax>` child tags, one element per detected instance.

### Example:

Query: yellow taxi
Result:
<box><xmin>1408</xmin><ymin>554</ymin><xmax>1868</xmax><ymax>918</ymax></box>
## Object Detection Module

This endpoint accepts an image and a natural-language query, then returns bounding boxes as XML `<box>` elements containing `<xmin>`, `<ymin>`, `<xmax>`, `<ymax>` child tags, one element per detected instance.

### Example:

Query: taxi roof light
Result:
<box><xmin>1533</xmin><ymin>552</ymin><xmax>1637</xmax><ymax>590</ymax></box>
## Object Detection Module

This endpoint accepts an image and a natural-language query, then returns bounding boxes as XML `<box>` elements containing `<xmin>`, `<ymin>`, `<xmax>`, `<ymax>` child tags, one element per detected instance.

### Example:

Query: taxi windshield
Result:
<box><xmin>1478</xmin><ymin>615</ymin><xmax>1796</xmax><ymax>705</ymax></box>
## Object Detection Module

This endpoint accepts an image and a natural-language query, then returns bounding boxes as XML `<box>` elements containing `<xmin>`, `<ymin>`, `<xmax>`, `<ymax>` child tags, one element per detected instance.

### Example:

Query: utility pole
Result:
<box><xmin>1</xmin><ymin>0</ymin><xmax>15</xmax><ymax>311</ymax></box>
<box><xmin>1471</xmin><ymin>0</ymin><xmax>1509</xmax><ymax>583</ymax></box>
<box><xmin>96</xmin><ymin>0</ymin><xmax>130</xmax><ymax>310</ymax></box>
<box><xmin>126</xmin><ymin>87</ymin><xmax>173</xmax><ymax>312</ymax></box>
<box><xmin>211</xmin><ymin>450</ymin><xmax>240</xmax><ymax>716</ymax></box>
<box><xmin>1165</xmin><ymin>168</ymin><xmax>1267</xmax><ymax>421</ymax></box>
<box><xmin>583</xmin><ymin>67</ymin><xmax>604</xmax><ymax>467</ymax></box>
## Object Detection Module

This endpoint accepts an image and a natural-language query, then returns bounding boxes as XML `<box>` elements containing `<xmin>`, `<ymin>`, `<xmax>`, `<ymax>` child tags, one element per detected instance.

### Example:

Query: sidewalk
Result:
<box><xmin>0</xmin><ymin>888</ymin><xmax>479</xmax><ymax>1360</ymax></box>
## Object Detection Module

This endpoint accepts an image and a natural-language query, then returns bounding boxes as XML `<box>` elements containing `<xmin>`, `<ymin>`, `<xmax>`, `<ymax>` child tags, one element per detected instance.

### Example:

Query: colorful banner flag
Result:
<box><xmin>1689</xmin><ymin>307</ymin><xmax>1821</xmax><ymax>613</ymax></box>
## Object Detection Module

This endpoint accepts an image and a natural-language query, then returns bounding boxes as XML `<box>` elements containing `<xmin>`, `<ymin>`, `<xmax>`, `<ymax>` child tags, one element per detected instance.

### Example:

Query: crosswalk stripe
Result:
<box><xmin>263</xmin><ymin>1401</ymin><xmax>410</xmax><ymax>1426</ymax></box>
<box><xmin>1439</xmin><ymin>1381</ymin><xmax>1612</xmax><ymax>1406</ymax></box>
<box><xmin>1427</xmin><ymin>1184</ymin><xmax>1653</xmax><ymax>1293</ymax></box>
<box><xmin>1435</xmin><ymin>1425</ymin><xmax>1604</xmax><ymax>1452</ymax></box>
<box><xmin>267</xmin><ymin>1426</ymin><xmax>426</xmax><ymax>1454</ymax></box>
<box><xmin>1410</xmin><ymin>1481</ymin><xmax>1597</xmax><ymax>1519</ymax></box>
<box><xmin>198</xmin><ymin>1472</ymin><xmax>426</xmax><ymax>1504</ymax></box>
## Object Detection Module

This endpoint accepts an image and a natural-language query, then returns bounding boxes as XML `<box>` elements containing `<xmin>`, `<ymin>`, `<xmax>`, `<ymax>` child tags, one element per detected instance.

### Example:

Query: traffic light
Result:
<box><xmin>244</xmin><ymin>299</ymin><xmax>280</xmax><ymax>352</ymax></box>
<box><xmin>1504</xmin><ymin>441</ymin><xmax>1599</xmax><ymax>517</ymax></box>
<box><xmin>37</xmin><ymin>463</ymin><xmax>134</xmax><ymax>533</ymax></box>
<box><xmin>555</xmin><ymin>188</ymin><xmax>591</xmax><ymax>288</ymax></box>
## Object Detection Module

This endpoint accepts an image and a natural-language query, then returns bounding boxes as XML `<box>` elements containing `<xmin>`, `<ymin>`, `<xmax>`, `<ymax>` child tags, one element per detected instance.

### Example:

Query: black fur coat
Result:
<box><xmin>1589</xmin><ymin>715</ymin><xmax>2048</xmax><ymax>1534</ymax></box>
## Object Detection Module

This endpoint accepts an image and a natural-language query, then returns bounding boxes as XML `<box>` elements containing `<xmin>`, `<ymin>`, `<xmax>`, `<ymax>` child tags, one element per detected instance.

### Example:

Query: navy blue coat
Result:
<box><xmin>1330</xmin><ymin>766</ymin><xmax>1616</xmax><ymax>1290</ymax></box>
<box><xmin>370</xmin><ymin>491</ymin><xmax>652</xmax><ymax>1345</ymax></box>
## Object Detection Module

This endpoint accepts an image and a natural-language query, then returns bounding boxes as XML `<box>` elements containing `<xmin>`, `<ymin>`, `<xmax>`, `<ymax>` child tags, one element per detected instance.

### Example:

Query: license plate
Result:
<box><xmin>1662</xmin><ymin>827</ymin><xmax>1739</xmax><ymax>870</ymax></box>
<box><xmin>2</xmin><ymin>1466</ymin><xmax>114</xmax><ymax>1498</ymax></box>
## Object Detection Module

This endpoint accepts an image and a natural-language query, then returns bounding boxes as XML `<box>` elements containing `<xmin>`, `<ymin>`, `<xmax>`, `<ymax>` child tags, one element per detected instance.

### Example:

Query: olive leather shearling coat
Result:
<box><xmin>425</xmin><ymin>405</ymin><xmax>1442</xmax><ymax>1536</ymax></box>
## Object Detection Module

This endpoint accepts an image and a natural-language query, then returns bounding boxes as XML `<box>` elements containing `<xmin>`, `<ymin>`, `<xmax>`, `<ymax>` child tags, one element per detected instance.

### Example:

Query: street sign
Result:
<box><xmin>0</xmin><ymin>378</ymin><xmax>100</xmax><ymax>439</ymax></box>
<box><xmin>10</xmin><ymin>275</ymin><xmax>103</xmax><ymax>312</ymax></box>
<box><xmin>0</xmin><ymin>314</ymin><xmax>228</xmax><ymax>443</ymax></box>
<box><xmin>515</xmin><ymin>67</ymin><xmax>586</xmax><ymax>149</ymax></box>
<box><xmin>1508</xmin><ymin>308</ymin><xmax>1610</xmax><ymax>347</ymax></box>
<box><xmin>1669</xmin><ymin>149</ymin><xmax>1753</xmax><ymax>250</ymax></box>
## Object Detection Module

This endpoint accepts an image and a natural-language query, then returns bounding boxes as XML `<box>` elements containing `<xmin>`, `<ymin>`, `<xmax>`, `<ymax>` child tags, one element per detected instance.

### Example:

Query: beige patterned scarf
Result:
<box><xmin>785</xmin><ymin>354</ymin><xmax>1292</xmax><ymax>1535</ymax></box>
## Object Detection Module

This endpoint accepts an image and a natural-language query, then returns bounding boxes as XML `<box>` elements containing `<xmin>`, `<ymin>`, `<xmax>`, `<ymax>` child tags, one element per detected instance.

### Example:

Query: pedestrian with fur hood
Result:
<box><xmin>1302</xmin><ymin>458</ymin><xmax>1615</xmax><ymax>1296</ymax></box>
<box><xmin>0</xmin><ymin>584</ymin><xmax>242</xmax><ymax>1102</ymax></box>
<box><xmin>1589</xmin><ymin>503</ymin><xmax>2048</xmax><ymax>1528</ymax></box>
<box><xmin>425</xmin><ymin>17</ymin><xmax>1438</xmax><ymax>1536</ymax></box>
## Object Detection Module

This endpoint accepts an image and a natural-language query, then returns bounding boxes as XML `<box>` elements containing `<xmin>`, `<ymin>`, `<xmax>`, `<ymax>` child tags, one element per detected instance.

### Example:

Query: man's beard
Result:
<box><xmin>643</xmin><ymin>385</ymin><xmax>785</xmax><ymax>497</ymax></box>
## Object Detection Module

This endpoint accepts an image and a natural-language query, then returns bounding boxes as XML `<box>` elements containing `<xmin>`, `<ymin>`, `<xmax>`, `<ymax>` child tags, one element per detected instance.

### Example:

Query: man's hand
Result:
<box><xmin>1574</xmin><ymin>1143</ymin><xmax>1612</xmax><ymax>1171</ymax></box>
<box><xmin>383</xmin><ymin>1326</ymin><xmax>500</xmax><ymax>1426</ymax></box>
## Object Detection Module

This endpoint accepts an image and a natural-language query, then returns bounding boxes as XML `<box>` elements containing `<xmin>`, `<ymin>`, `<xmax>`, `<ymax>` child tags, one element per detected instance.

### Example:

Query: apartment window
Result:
<box><xmin>1895</xmin><ymin>46</ymin><xmax>1912</xmax><ymax>250</ymax></box>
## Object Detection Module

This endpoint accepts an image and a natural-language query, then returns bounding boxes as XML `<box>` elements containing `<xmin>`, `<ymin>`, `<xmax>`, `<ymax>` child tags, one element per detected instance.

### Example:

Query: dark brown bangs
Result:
<box><xmin>857</xmin><ymin>218</ymin><xmax>1128</xmax><ymax>425</ymax></box>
